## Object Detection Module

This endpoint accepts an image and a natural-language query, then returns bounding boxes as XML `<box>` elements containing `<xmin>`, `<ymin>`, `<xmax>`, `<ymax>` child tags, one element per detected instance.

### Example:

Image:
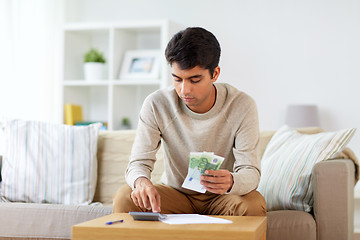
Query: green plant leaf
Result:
<box><xmin>84</xmin><ymin>48</ymin><xmax>106</xmax><ymax>63</ymax></box>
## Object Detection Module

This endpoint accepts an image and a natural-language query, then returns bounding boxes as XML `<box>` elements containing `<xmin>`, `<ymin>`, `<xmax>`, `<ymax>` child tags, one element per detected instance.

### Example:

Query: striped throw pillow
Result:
<box><xmin>257</xmin><ymin>125</ymin><xmax>356</xmax><ymax>212</ymax></box>
<box><xmin>0</xmin><ymin>119</ymin><xmax>102</xmax><ymax>205</ymax></box>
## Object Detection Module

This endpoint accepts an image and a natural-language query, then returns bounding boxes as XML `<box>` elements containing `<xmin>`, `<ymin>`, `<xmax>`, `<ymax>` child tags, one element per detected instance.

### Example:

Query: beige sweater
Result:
<box><xmin>126</xmin><ymin>83</ymin><xmax>261</xmax><ymax>195</ymax></box>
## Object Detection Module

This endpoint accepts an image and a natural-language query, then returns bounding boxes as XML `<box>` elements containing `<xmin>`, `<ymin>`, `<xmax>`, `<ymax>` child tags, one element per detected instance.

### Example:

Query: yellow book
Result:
<box><xmin>64</xmin><ymin>104</ymin><xmax>83</xmax><ymax>125</ymax></box>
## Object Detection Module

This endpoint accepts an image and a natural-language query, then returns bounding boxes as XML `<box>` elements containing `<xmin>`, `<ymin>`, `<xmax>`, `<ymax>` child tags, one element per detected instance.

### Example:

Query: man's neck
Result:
<box><xmin>189</xmin><ymin>84</ymin><xmax>217</xmax><ymax>114</ymax></box>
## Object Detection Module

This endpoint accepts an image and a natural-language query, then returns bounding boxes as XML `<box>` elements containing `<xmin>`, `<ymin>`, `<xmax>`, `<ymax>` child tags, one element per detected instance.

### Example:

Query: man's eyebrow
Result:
<box><xmin>171</xmin><ymin>73</ymin><xmax>180</xmax><ymax>78</ymax></box>
<box><xmin>171</xmin><ymin>73</ymin><xmax>203</xmax><ymax>79</ymax></box>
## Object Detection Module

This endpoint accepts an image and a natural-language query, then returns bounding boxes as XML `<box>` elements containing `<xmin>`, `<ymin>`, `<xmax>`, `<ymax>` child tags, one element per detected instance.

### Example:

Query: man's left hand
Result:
<box><xmin>200</xmin><ymin>169</ymin><xmax>234</xmax><ymax>194</ymax></box>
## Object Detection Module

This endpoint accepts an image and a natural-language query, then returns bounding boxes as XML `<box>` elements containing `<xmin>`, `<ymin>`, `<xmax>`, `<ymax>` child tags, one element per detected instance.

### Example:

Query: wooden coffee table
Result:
<box><xmin>72</xmin><ymin>213</ymin><xmax>266</xmax><ymax>240</ymax></box>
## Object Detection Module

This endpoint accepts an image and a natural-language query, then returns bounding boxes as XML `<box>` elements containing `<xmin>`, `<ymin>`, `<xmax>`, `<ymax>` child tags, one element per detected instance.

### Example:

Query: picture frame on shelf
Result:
<box><xmin>119</xmin><ymin>49</ymin><xmax>161</xmax><ymax>80</ymax></box>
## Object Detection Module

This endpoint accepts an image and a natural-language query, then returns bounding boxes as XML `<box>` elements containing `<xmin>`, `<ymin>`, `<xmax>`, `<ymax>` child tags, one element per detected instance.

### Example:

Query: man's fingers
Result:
<box><xmin>202</xmin><ymin>182</ymin><xmax>228</xmax><ymax>194</ymax></box>
<box><xmin>156</xmin><ymin>194</ymin><xmax>161</xmax><ymax>212</ymax></box>
<box><xmin>131</xmin><ymin>185</ymin><xmax>161</xmax><ymax>212</ymax></box>
<box><xmin>131</xmin><ymin>192</ymin><xmax>140</xmax><ymax>207</ymax></box>
<box><xmin>205</xmin><ymin>169</ymin><xmax>229</xmax><ymax>177</ymax></box>
<box><xmin>139</xmin><ymin>188</ymin><xmax>152</xmax><ymax>210</ymax></box>
<box><xmin>131</xmin><ymin>189</ymin><xmax>147</xmax><ymax>209</ymax></box>
<box><xmin>201</xmin><ymin>174</ymin><xmax>231</xmax><ymax>184</ymax></box>
<box><xmin>201</xmin><ymin>175</ymin><xmax>222</xmax><ymax>183</ymax></box>
<box><xmin>207</xmin><ymin>188</ymin><xmax>226</xmax><ymax>194</ymax></box>
<box><xmin>201</xmin><ymin>169</ymin><xmax>234</xmax><ymax>194</ymax></box>
<box><xmin>131</xmin><ymin>177</ymin><xmax>161</xmax><ymax>211</ymax></box>
<box><xmin>201</xmin><ymin>181</ymin><xmax>227</xmax><ymax>190</ymax></box>
<box><xmin>148</xmin><ymin>191</ymin><xmax>161</xmax><ymax>212</ymax></box>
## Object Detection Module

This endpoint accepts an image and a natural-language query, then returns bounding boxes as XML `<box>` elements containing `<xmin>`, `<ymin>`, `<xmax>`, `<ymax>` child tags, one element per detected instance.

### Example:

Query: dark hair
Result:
<box><xmin>165</xmin><ymin>27</ymin><xmax>221</xmax><ymax>77</ymax></box>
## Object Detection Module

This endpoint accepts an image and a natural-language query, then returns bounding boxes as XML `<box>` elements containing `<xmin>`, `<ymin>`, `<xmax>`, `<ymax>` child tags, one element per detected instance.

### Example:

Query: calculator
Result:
<box><xmin>129</xmin><ymin>212</ymin><xmax>167</xmax><ymax>221</ymax></box>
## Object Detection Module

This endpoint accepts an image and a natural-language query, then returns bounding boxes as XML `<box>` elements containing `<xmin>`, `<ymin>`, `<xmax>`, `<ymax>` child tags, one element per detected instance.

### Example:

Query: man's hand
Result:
<box><xmin>131</xmin><ymin>177</ymin><xmax>161</xmax><ymax>212</ymax></box>
<box><xmin>200</xmin><ymin>169</ymin><xmax>234</xmax><ymax>194</ymax></box>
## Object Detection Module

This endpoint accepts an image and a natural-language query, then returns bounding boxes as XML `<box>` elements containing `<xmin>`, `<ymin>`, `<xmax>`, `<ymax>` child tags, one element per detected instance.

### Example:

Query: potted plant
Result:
<box><xmin>120</xmin><ymin>117</ymin><xmax>131</xmax><ymax>129</ymax></box>
<box><xmin>83</xmin><ymin>48</ymin><xmax>106</xmax><ymax>80</ymax></box>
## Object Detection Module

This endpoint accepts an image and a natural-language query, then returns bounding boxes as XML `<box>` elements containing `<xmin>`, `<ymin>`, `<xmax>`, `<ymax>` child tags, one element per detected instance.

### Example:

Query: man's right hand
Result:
<box><xmin>131</xmin><ymin>177</ymin><xmax>161</xmax><ymax>213</ymax></box>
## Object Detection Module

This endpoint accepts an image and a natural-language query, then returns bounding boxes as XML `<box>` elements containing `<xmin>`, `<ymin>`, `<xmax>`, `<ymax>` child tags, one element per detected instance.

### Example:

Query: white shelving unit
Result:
<box><xmin>60</xmin><ymin>20</ymin><xmax>181</xmax><ymax>130</ymax></box>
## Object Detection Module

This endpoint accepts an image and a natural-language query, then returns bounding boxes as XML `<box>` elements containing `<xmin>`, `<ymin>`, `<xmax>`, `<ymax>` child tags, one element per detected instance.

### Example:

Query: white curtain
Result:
<box><xmin>0</xmin><ymin>0</ymin><xmax>63</xmax><ymax>154</ymax></box>
<box><xmin>0</xmin><ymin>0</ymin><xmax>63</xmax><ymax>122</ymax></box>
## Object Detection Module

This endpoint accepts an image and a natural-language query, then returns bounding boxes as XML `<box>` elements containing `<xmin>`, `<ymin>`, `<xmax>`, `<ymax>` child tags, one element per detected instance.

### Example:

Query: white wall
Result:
<box><xmin>65</xmin><ymin>0</ymin><xmax>360</xmax><ymax>159</ymax></box>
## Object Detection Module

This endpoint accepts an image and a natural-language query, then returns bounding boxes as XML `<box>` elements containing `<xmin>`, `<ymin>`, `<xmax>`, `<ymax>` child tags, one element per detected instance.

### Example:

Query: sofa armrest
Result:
<box><xmin>312</xmin><ymin>159</ymin><xmax>355</xmax><ymax>240</ymax></box>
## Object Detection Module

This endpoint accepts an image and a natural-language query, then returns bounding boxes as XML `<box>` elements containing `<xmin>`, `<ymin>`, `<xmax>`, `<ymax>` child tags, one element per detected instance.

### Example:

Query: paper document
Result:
<box><xmin>160</xmin><ymin>214</ymin><xmax>232</xmax><ymax>225</ymax></box>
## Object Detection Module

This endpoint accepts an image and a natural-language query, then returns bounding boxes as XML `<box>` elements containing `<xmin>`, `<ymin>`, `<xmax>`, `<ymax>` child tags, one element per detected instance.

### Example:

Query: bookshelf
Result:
<box><xmin>60</xmin><ymin>20</ymin><xmax>181</xmax><ymax>130</ymax></box>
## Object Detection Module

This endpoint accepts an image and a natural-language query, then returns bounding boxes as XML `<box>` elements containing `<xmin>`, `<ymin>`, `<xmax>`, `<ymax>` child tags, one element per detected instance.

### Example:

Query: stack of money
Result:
<box><xmin>182</xmin><ymin>152</ymin><xmax>224</xmax><ymax>193</ymax></box>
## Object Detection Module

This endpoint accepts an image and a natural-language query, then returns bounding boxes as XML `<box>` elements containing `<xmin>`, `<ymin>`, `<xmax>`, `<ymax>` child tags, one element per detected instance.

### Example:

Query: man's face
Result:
<box><xmin>171</xmin><ymin>62</ymin><xmax>220</xmax><ymax>113</ymax></box>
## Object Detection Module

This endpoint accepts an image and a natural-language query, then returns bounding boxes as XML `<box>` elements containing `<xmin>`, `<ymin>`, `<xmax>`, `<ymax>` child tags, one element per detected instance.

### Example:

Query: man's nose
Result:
<box><xmin>181</xmin><ymin>81</ymin><xmax>191</xmax><ymax>95</ymax></box>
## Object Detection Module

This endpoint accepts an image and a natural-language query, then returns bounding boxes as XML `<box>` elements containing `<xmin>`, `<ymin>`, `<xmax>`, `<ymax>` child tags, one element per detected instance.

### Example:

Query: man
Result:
<box><xmin>113</xmin><ymin>27</ymin><xmax>266</xmax><ymax>216</ymax></box>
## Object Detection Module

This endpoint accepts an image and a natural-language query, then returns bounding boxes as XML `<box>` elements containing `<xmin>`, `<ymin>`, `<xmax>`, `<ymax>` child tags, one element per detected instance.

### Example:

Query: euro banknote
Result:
<box><xmin>182</xmin><ymin>152</ymin><xmax>224</xmax><ymax>193</ymax></box>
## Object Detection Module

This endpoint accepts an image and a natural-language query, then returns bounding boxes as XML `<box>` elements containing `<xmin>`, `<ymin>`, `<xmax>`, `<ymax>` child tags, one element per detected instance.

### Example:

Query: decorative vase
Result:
<box><xmin>84</xmin><ymin>62</ymin><xmax>106</xmax><ymax>81</ymax></box>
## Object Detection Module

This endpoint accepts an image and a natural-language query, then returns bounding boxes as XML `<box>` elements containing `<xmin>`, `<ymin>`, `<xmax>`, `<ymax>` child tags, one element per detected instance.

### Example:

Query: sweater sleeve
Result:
<box><xmin>229</xmin><ymin>99</ymin><xmax>261</xmax><ymax>195</ymax></box>
<box><xmin>125</xmin><ymin>95</ymin><xmax>162</xmax><ymax>189</ymax></box>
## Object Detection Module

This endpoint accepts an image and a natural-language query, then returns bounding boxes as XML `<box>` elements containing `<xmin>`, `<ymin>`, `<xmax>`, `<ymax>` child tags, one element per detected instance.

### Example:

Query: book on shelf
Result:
<box><xmin>75</xmin><ymin>121</ymin><xmax>107</xmax><ymax>130</ymax></box>
<box><xmin>64</xmin><ymin>104</ymin><xmax>83</xmax><ymax>125</ymax></box>
<box><xmin>64</xmin><ymin>104</ymin><xmax>107</xmax><ymax>130</ymax></box>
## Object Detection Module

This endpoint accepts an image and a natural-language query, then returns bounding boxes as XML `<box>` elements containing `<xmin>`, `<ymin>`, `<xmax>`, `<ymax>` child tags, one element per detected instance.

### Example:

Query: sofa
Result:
<box><xmin>0</xmin><ymin>128</ymin><xmax>357</xmax><ymax>240</ymax></box>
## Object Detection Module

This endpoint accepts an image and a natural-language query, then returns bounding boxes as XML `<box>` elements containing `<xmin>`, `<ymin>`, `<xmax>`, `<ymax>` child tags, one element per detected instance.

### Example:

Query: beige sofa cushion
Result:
<box><xmin>93</xmin><ymin>130</ymin><xmax>164</xmax><ymax>205</ymax></box>
<box><xmin>267</xmin><ymin>210</ymin><xmax>316</xmax><ymax>240</ymax></box>
<box><xmin>259</xmin><ymin>127</ymin><xmax>323</xmax><ymax>158</ymax></box>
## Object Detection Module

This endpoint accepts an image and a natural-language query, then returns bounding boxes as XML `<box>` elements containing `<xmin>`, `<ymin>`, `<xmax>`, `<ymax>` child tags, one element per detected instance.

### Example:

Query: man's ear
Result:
<box><xmin>212</xmin><ymin>66</ymin><xmax>220</xmax><ymax>82</ymax></box>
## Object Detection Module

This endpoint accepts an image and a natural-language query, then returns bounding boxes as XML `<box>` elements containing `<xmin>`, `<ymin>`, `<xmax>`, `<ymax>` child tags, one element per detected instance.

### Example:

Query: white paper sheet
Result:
<box><xmin>160</xmin><ymin>214</ymin><xmax>233</xmax><ymax>225</ymax></box>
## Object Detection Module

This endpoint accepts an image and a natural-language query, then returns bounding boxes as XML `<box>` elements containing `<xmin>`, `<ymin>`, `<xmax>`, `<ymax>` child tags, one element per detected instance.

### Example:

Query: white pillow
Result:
<box><xmin>257</xmin><ymin>125</ymin><xmax>356</xmax><ymax>212</ymax></box>
<box><xmin>0</xmin><ymin>119</ymin><xmax>102</xmax><ymax>205</ymax></box>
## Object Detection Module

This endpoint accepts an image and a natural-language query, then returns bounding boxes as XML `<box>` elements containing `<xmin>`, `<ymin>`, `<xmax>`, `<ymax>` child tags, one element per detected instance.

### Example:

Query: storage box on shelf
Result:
<box><xmin>60</xmin><ymin>20</ymin><xmax>181</xmax><ymax>130</ymax></box>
